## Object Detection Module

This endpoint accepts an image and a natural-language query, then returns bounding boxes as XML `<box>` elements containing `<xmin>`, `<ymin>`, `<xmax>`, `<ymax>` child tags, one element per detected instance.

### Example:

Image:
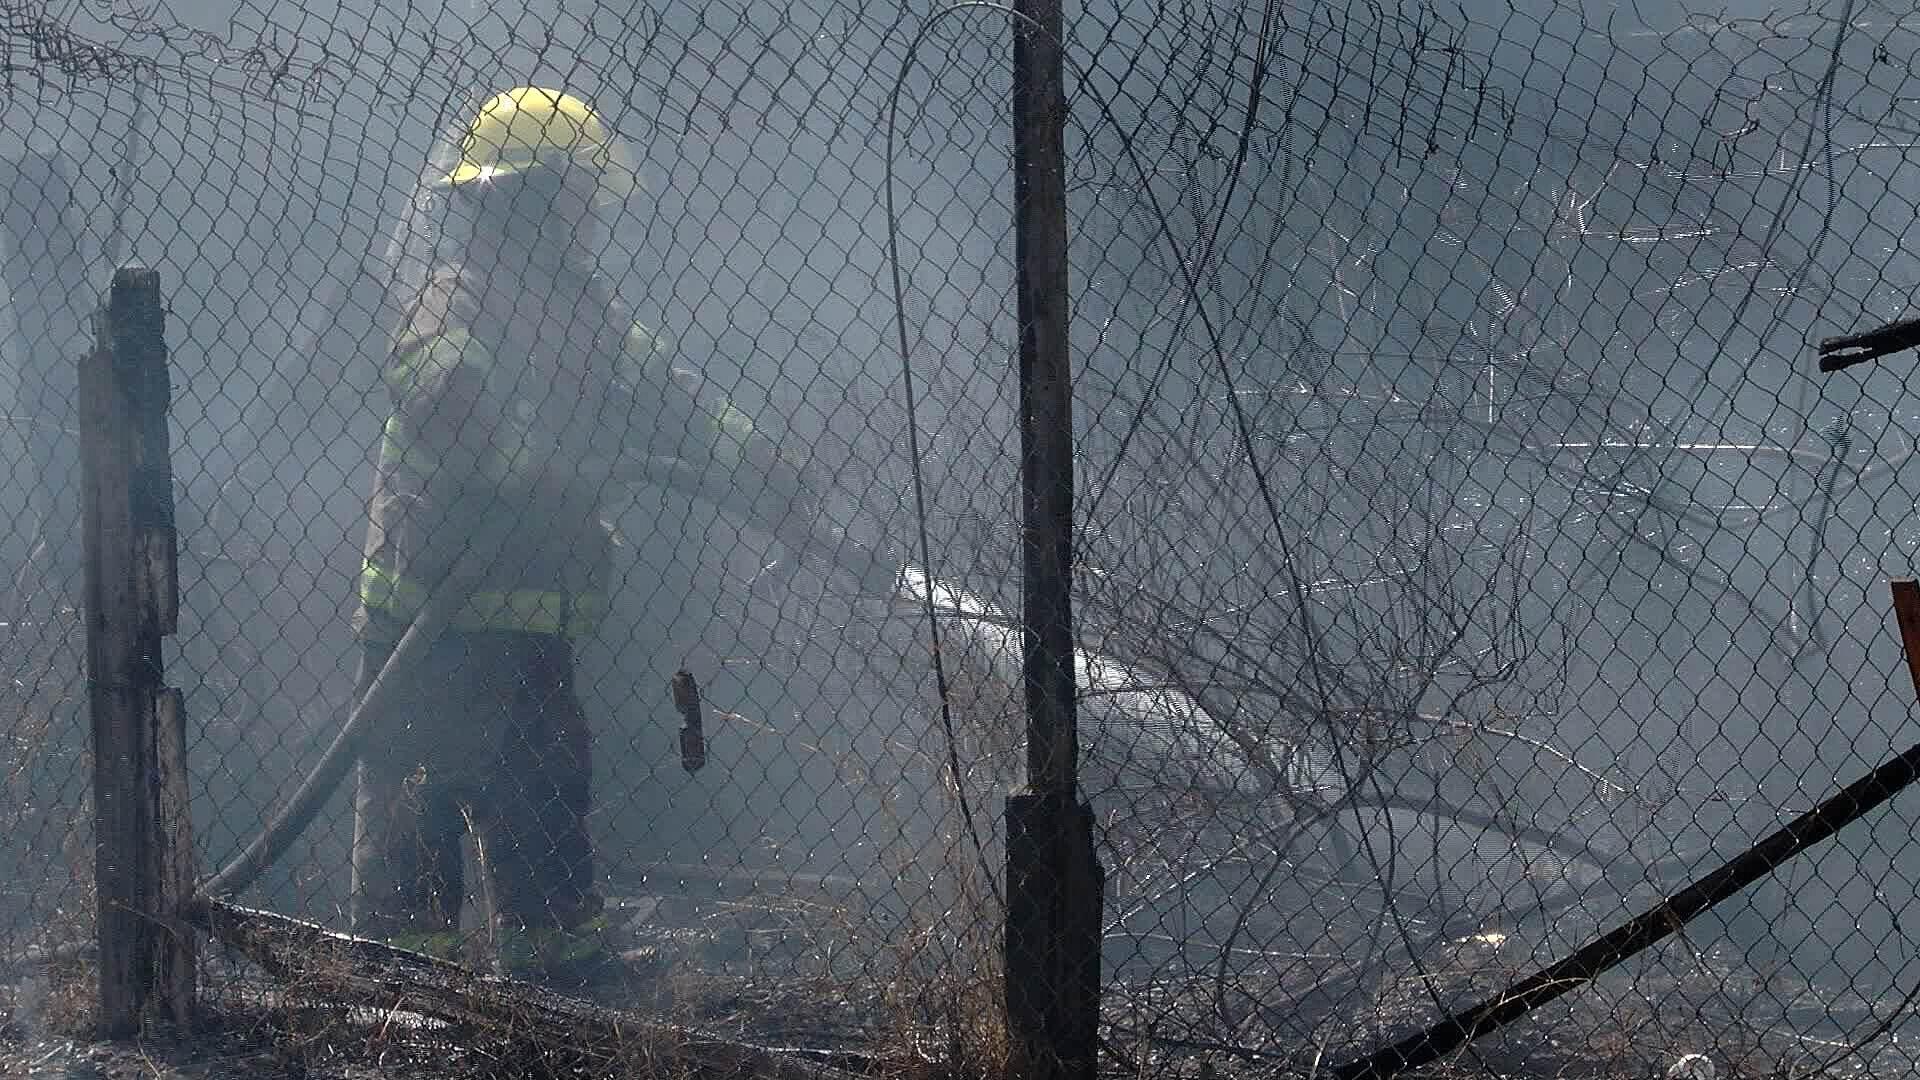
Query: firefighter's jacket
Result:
<box><xmin>354</xmin><ymin>259</ymin><xmax>797</xmax><ymax>642</ymax></box>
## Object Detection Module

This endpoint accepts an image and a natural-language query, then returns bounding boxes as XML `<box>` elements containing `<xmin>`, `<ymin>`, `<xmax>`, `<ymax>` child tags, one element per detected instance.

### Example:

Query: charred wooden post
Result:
<box><xmin>1006</xmin><ymin>2</ymin><xmax>1103</xmax><ymax>1078</ymax></box>
<box><xmin>1</xmin><ymin>150</ymin><xmax>90</xmax><ymax>601</ymax></box>
<box><xmin>80</xmin><ymin>265</ymin><xmax>195</xmax><ymax>1035</ymax></box>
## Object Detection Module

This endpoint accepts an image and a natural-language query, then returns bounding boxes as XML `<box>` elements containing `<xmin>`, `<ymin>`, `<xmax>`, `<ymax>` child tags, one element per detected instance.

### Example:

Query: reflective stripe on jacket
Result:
<box><xmin>357</xmin><ymin>558</ymin><xmax>610</xmax><ymax>638</ymax></box>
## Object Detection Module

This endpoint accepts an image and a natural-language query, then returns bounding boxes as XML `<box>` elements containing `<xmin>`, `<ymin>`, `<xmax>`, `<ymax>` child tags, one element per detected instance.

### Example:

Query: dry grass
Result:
<box><xmin>5</xmin><ymin>588</ymin><xmax>1911</xmax><ymax>1080</ymax></box>
<box><xmin>0</xmin><ymin>668</ymin><xmax>1020</xmax><ymax>1080</ymax></box>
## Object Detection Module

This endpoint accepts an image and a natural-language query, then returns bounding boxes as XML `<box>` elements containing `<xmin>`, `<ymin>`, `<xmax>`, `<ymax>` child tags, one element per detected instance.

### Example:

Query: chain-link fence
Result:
<box><xmin>9</xmin><ymin>0</ymin><xmax>1920</xmax><ymax>1076</ymax></box>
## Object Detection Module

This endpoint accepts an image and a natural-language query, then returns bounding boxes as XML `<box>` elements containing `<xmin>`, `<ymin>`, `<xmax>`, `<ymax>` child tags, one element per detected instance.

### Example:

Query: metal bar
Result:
<box><xmin>1013</xmin><ymin>0</ymin><xmax>1075</xmax><ymax>801</ymax></box>
<box><xmin>1005</xmin><ymin>4</ymin><xmax>1102</xmax><ymax>1079</ymax></box>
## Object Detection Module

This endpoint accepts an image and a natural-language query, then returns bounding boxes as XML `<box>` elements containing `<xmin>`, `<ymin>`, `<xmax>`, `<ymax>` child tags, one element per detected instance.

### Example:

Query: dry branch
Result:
<box><xmin>193</xmin><ymin>898</ymin><xmax>866</xmax><ymax>1080</ymax></box>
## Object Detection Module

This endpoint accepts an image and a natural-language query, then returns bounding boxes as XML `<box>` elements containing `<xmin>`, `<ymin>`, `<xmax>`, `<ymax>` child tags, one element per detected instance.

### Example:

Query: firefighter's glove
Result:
<box><xmin>838</xmin><ymin>536</ymin><xmax>903</xmax><ymax>600</ymax></box>
<box><xmin>756</xmin><ymin>466</ymin><xmax>900</xmax><ymax>598</ymax></box>
<box><xmin>777</xmin><ymin>523</ymin><xmax>900</xmax><ymax>601</ymax></box>
<box><xmin>745</xmin><ymin>447</ymin><xmax>820</xmax><ymax>532</ymax></box>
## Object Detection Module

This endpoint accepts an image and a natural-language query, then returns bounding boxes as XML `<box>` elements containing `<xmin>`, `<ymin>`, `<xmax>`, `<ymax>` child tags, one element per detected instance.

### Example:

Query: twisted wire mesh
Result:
<box><xmin>1</xmin><ymin>0</ymin><xmax>1919</xmax><ymax>1076</ymax></box>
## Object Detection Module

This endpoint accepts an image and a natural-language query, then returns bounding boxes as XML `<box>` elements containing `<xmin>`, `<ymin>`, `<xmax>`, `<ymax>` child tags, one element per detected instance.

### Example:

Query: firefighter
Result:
<box><xmin>348</xmin><ymin>86</ymin><xmax>823</xmax><ymax>988</ymax></box>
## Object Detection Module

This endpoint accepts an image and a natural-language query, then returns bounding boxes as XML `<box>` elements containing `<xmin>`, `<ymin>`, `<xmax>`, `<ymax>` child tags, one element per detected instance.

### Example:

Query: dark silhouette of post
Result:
<box><xmin>1</xmin><ymin>150</ymin><xmax>91</xmax><ymax>607</ymax></box>
<box><xmin>80</xmin><ymin>266</ymin><xmax>195</xmax><ymax>1035</ymax></box>
<box><xmin>1005</xmin><ymin>2</ymin><xmax>1103</xmax><ymax>1079</ymax></box>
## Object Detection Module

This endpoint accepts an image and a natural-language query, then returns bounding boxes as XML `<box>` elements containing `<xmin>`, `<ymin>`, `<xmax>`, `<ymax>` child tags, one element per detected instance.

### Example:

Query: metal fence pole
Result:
<box><xmin>80</xmin><ymin>265</ymin><xmax>195</xmax><ymax>1035</ymax></box>
<box><xmin>1006</xmin><ymin>0</ymin><xmax>1103</xmax><ymax>1077</ymax></box>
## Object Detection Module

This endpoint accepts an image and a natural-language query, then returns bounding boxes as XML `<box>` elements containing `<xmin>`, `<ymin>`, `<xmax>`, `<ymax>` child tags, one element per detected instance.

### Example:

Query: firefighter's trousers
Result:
<box><xmin>348</xmin><ymin>630</ymin><xmax>598</xmax><ymax>940</ymax></box>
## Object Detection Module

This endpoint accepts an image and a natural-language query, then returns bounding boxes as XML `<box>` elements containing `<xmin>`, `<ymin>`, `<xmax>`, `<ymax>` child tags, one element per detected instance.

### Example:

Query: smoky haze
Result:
<box><xmin>4</xmin><ymin>0</ymin><xmax>1920</xmax><ymax>1068</ymax></box>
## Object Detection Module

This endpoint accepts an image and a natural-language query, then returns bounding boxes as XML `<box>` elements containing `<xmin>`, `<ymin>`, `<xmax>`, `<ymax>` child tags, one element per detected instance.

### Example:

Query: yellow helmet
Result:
<box><xmin>434</xmin><ymin>86</ymin><xmax>638</xmax><ymax>204</ymax></box>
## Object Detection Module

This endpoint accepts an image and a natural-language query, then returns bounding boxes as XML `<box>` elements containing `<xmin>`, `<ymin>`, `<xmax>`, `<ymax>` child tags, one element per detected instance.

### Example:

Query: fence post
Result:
<box><xmin>79</xmin><ymin>265</ymin><xmax>195</xmax><ymax>1035</ymax></box>
<box><xmin>1006</xmin><ymin>0</ymin><xmax>1103</xmax><ymax>1078</ymax></box>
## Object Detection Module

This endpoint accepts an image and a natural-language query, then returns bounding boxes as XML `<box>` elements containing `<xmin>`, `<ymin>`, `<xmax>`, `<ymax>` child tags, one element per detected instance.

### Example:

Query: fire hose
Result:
<box><xmin>190</xmin><ymin>454</ymin><xmax>898</xmax><ymax>909</ymax></box>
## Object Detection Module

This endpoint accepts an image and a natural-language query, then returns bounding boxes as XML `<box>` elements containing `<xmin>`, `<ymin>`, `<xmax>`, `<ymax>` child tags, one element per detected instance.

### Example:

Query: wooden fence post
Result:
<box><xmin>79</xmin><ymin>265</ymin><xmax>195</xmax><ymax>1036</ymax></box>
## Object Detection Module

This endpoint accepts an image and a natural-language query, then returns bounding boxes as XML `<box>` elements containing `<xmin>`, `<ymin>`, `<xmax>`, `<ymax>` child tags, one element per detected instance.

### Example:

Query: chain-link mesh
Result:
<box><xmin>7</xmin><ymin>0</ymin><xmax>1920</xmax><ymax>1076</ymax></box>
